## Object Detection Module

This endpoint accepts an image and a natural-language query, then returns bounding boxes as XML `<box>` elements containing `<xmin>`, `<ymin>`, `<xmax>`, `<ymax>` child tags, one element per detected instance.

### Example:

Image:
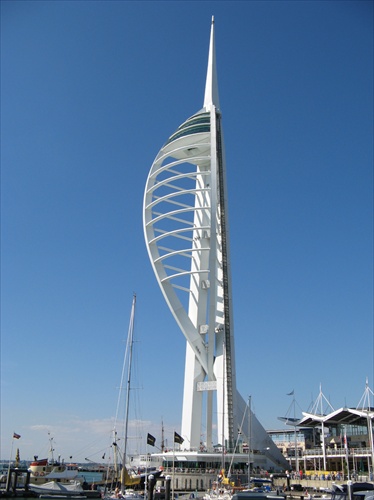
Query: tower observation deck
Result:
<box><xmin>143</xmin><ymin>18</ymin><xmax>287</xmax><ymax>469</ymax></box>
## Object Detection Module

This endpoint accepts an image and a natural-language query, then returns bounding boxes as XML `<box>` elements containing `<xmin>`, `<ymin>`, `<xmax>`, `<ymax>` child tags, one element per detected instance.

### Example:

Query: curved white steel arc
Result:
<box><xmin>147</xmin><ymin>203</ymin><xmax>209</xmax><ymax>224</ymax></box>
<box><xmin>144</xmin><ymin>120</ymin><xmax>213</xmax><ymax>378</ymax></box>
<box><xmin>148</xmin><ymin>225</ymin><xmax>211</xmax><ymax>245</ymax></box>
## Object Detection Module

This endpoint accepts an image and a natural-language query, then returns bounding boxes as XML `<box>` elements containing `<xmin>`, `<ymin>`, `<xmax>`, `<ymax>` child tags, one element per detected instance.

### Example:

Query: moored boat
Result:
<box><xmin>106</xmin><ymin>487</ymin><xmax>144</xmax><ymax>500</ymax></box>
<box><xmin>28</xmin><ymin>458</ymin><xmax>82</xmax><ymax>485</ymax></box>
<box><xmin>330</xmin><ymin>482</ymin><xmax>374</xmax><ymax>500</ymax></box>
<box><xmin>28</xmin><ymin>479</ymin><xmax>102</xmax><ymax>499</ymax></box>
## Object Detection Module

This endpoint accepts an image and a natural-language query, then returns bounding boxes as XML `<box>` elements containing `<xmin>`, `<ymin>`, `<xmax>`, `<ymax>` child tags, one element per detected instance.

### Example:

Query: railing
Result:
<box><xmin>161</xmin><ymin>467</ymin><xmax>249</xmax><ymax>475</ymax></box>
<box><xmin>303</xmin><ymin>447</ymin><xmax>372</xmax><ymax>457</ymax></box>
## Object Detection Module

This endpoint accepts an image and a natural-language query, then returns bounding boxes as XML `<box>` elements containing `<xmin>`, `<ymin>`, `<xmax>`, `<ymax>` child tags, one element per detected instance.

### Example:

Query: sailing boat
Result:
<box><xmin>106</xmin><ymin>295</ymin><xmax>161</xmax><ymax>500</ymax></box>
<box><xmin>105</xmin><ymin>295</ymin><xmax>143</xmax><ymax>499</ymax></box>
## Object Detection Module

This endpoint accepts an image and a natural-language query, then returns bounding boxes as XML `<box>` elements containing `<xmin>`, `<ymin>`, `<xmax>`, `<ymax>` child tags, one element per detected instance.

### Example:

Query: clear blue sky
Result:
<box><xmin>1</xmin><ymin>0</ymin><xmax>373</xmax><ymax>463</ymax></box>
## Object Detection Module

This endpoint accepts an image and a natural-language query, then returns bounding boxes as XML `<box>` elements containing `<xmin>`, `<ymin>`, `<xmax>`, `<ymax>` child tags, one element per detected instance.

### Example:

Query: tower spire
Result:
<box><xmin>203</xmin><ymin>16</ymin><xmax>220</xmax><ymax>109</ymax></box>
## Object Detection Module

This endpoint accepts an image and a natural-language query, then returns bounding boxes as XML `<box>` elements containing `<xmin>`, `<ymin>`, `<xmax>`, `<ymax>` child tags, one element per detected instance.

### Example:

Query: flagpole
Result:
<box><xmin>7</xmin><ymin>435</ymin><xmax>15</xmax><ymax>478</ymax></box>
<box><xmin>145</xmin><ymin>433</ymin><xmax>156</xmax><ymax>499</ymax></box>
<box><xmin>293</xmin><ymin>392</ymin><xmax>298</xmax><ymax>473</ymax></box>
<box><xmin>344</xmin><ymin>427</ymin><xmax>350</xmax><ymax>481</ymax></box>
<box><xmin>7</xmin><ymin>433</ymin><xmax>19</xmax><ymax>489</ymax></box>
<box><xmin>247</xmin><ymin>396</ymin><xmax>251</xmax><ymax>487</ymax></box>
<box><xmin>145</xmin><ymin>440</ymin><xmax>148</xmax><ymax>500</ymax></box>
<box><xmin>172</xmin><ymin>433</ymin><xmax>175</xmax><ymax>500</ymax></box>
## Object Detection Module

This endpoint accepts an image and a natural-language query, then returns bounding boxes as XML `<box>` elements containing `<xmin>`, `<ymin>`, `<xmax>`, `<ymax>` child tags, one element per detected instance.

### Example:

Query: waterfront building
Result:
<box><xmin>268</xmin><ymin>382</ymin><xmax>374</xmax><ymax>476</ymax></box>
<box><xmin>268</xmin><ymin>428</ymin><xmax>315</xmax><ymax>459</ymax></box>
<box><xmin>143</xmin><ymin>18</ymin><xmax>287</xmax><ymax>472</ymax></box>
<box><xmin>296</xmin><ymin>406</ymin><xmax>374</xmax><ymax>476</ymax></box>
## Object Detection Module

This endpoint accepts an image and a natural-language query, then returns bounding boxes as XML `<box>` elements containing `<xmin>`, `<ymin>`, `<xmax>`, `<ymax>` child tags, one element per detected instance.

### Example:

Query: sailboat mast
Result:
<box><xmin>122</xmin><ymin>294</ymin><xmax>137</xmax><ymax>492</ymax></box>
<box><xmin>48</xmin><ymin>434</ymin><xmax>55</xmax><ymax>463</ymax></box>
<box><xmin>248</xmin><ymin>396</ymin><xmax>251</xmax><ymax>486</ymax></box>
<box><xmin>161</xmin><ymin>420</ymin><xmax>165</xmax><ymax>453</ymax></box>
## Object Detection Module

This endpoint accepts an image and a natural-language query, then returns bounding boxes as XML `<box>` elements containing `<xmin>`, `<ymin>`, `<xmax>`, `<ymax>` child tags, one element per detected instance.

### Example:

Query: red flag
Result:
<box><xmin>13</xmin><ymin>433</ymin><xmax>21</xmax><ymax>439</ymax></box>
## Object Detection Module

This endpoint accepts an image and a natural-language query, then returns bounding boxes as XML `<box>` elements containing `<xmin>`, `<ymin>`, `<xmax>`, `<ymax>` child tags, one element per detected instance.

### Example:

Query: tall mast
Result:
<box><xmin>161</xmin><ymin>420</ymin><xmax>165</xmax><ymax>453</ymax></box>
<box><xmin>121</xmin><ymin>294</ymin><xmax>136</xmax><ymax>493</ymax></box>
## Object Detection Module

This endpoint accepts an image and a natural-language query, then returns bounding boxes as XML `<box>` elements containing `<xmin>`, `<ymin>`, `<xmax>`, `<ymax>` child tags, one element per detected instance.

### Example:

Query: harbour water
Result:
<box><xmin>77</xmin><ymin>471</ymin><xmax>104</xmax><ymax>484</ymax></box>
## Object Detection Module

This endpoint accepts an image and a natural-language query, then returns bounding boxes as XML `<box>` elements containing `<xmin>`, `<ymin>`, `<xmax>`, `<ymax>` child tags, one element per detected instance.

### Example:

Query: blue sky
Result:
<box><xmin>1</xmin><ymin>0</ymin><xmax>373</xmax><ymax>463</ymax></box>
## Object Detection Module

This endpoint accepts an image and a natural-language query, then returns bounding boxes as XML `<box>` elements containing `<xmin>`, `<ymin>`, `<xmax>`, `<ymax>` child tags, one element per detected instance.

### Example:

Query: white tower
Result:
<box><xmin>143</xmin><ymin>19</ymin><xmax>288</xmax><ymax>467</ymax></box>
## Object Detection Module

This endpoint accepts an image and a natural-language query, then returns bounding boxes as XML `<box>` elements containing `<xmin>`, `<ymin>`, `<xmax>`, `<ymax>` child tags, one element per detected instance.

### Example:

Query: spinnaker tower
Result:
<box><xmin>143</xmin><ymin>18</ymin><xmax>287</xmax><ymax>469</ymax></box>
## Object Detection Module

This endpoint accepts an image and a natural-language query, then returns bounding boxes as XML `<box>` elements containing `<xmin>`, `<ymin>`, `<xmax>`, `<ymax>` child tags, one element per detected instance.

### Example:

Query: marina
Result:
<box><xmin>2</xmin><ymin>465</ymin><xmax>374</xmax><ymax>500</ymax></box>
<box><xmin>2</xmin><ymin>10</ymin><xmax>373</xmax><ymax>500</ymax></box>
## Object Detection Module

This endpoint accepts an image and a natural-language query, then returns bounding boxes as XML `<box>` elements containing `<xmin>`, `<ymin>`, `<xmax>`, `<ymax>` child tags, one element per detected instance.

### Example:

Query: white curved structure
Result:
<box><xmin>143</xmin><ymin>18</ymin><xmax>288</xmax><ymax>469</ymax></box>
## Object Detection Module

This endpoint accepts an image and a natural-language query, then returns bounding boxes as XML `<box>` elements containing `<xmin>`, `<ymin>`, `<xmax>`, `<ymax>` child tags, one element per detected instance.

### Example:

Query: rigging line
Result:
<box><xmin>114</xmin><ymin>322</ymin><xmax>131</xmax><ymax>427</ymax></box>
<box><xmin>227</xmin><ymin>403</ymin><xmax>248</xmax><ymax>476</ymax></box>
<box><xmin>122</xmin><ymin>294</ymin><xmax>136</xmax><ymax>468</ymax></box>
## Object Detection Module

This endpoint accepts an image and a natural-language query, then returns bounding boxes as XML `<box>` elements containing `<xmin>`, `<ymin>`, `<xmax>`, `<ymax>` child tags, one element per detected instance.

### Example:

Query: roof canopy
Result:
<box><xmin>299</xmin><ymin>407</ymin><xmax>374</xmax><ymax>428</ymax></box>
